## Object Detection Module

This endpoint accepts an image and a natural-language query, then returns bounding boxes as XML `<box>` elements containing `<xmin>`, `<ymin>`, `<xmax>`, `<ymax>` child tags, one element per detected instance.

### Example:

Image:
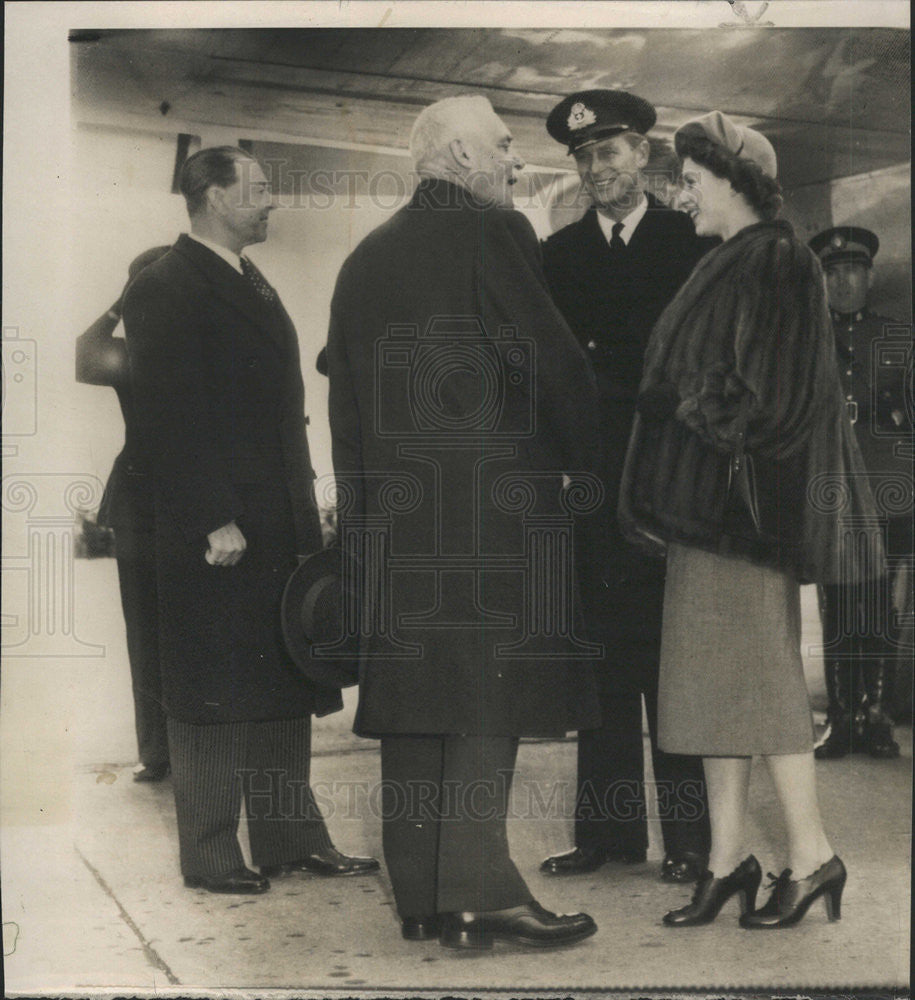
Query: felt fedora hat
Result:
<box><xmin>281</xmin><ymin>547</ymin><xmax>359</xmax><ymax>689</ymax></box>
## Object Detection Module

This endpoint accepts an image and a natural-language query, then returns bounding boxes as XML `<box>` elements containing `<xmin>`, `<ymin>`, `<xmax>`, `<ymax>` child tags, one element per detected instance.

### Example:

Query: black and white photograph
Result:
<box><xmin>1</xmin><ymin>2</ymin><xmax>911</xmax><ymax>997</ymax></box>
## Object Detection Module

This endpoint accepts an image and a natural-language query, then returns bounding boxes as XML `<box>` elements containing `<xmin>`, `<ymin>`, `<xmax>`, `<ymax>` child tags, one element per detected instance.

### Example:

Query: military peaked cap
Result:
<box><xmin>546</xmin><ymin>90</ymin><xmax>657</xmax><ymax>153</ymax></box>
<box><xmin>808</xmin><ymin>226</ymin><xmax>879</xmax><ymax>269</ymax></box>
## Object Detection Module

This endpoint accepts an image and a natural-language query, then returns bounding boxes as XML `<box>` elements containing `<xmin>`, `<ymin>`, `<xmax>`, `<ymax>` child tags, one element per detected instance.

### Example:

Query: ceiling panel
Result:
<box><xmin>71</xmin><ymin>27</ymin><xmax>910</xmax><ymax>188</ymax></box>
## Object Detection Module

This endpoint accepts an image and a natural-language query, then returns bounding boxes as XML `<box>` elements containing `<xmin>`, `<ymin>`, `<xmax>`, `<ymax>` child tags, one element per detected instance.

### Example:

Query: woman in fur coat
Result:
<box><xmin>619</xmin><ymin>111</ymin><xmax>884</xmax><ymax>929</ymax></box>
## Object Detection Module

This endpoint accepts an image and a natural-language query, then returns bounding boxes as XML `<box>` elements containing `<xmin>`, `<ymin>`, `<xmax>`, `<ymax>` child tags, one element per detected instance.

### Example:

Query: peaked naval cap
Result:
<box><xmin>546</xmin><ymin>90</ymin><xmax>657</xmax><ymax>154</ymax></box>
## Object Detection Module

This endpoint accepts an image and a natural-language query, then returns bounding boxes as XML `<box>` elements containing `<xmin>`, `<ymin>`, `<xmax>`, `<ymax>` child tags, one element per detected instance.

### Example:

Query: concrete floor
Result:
<box><xmin>1</xmin><ymin>559</ymin><xmax>911</xmax><ymax>996</ymax></box>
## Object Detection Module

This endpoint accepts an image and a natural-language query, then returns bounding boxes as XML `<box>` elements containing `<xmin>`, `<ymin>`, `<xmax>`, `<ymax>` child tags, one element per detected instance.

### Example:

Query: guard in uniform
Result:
<box><xmin>539</xmin><ymin>90</ymin><xmax>712</xmax><ymax>882</ymax></box>
<box><xmin>809</xmin><ymin>226</ymin><xmax>912</xmax><ymax>759</ymax></box>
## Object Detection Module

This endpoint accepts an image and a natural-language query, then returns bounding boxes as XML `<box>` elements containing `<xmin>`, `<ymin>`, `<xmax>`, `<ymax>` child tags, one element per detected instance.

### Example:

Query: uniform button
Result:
<box><xmin>587</xmin><ymin>340</ymin><xmax>597</xmax><ymax>351</ymax></box>
<box><xmin>247</xmin><ymin>357</ymin><xmax>258</xmax><ymax>368</ymax></box>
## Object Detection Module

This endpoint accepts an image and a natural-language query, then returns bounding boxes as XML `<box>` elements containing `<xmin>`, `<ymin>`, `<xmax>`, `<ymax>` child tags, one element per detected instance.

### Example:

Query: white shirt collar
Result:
<box><xmin>187</xmin><ymin>232</ymin><xmax>243</xmax><ymax>274</ymax></box>
<box><xmin>595</xmin><ymin>195</ymin><xmax>649</xmax><ymax>246</ymax></box>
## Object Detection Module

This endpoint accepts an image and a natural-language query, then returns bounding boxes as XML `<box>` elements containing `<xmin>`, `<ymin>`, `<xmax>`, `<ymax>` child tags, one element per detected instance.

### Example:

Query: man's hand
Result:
<box><xmin>205</xmin><ymin>521</ymin><xmax>247</xmax><ymax>566</ymax></box>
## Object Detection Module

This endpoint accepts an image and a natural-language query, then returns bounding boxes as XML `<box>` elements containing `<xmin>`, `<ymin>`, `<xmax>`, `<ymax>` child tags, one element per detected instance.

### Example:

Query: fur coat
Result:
<box><xmin>619</xmin><ymin>219</ymin><xmax>884</xmax><ymax>585</ymax></box>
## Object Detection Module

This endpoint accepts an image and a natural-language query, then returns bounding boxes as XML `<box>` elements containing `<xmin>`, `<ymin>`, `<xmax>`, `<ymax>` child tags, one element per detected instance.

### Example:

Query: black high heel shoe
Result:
<box><xmin>739</xmin><ymin>855</ymin><xmax>846</xmax><ymax>928</ymax></box>
<box><xmin>663</xmin><ymin>855</ymin><xmax>761</xmax><ymax>927</ymax></box>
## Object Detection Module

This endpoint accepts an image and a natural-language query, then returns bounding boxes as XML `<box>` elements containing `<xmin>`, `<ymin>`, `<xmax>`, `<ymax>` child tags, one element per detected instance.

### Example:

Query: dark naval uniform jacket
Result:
<box><xmin>542</xmin><ymin>197</ymin><xmax>713</xmax><ymax>666</ymax></box>
<box><xmin>123</xmin><ymin>234</ymin><xmax>342</xmax><ymax>724</ymax></box>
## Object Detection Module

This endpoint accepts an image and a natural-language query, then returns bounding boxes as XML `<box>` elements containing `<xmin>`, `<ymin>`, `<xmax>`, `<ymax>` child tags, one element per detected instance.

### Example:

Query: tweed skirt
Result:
<box><xmin>658</xmin><ymin>543</ymin><xmax>816</xmax><ymax>756</ymax></box>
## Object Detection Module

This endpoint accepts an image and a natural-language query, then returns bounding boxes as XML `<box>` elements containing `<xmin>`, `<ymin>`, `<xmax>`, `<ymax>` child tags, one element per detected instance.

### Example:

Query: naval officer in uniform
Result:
<box><xmin>539</xmin><ymin>90</ymin><xmax>712</xmax><ymax>882</ymax></box>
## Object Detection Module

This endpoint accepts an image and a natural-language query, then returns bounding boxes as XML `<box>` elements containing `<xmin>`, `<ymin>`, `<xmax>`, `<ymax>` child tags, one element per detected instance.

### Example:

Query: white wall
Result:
<box><xmin>69</xmin><ymin>123</ymin><xmax>574</xmax><ymax>493</ymax></box>
<box><xmin>71</xmin><ymin>124</ymin><xmax>411</xmax><ymax>491</ymax></box>
<box><xmin>70</xmin><ymin>125</ymin><xmax>188</xmax><ymax>492</ymax></box>
<box><xmin>783</xmin><ymin>162</ymin><xmax>911</xmax><ymax>321</ymax></box>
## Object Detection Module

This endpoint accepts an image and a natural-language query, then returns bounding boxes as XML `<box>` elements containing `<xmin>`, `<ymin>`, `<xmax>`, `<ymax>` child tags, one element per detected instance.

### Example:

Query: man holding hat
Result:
<box><xmin>539</xmin><ymin>90</ymin><xmax>712</xmax><ymax>882</ymax></box>
<box><xmin>808</xmin><ymin>226</ymin><xmax>911</xmax><ymax>759</ymax></box>
<box><xmin>123</xmin><ymin>146</ymin><xmax>378</xmax><ymax>894</ymax></box>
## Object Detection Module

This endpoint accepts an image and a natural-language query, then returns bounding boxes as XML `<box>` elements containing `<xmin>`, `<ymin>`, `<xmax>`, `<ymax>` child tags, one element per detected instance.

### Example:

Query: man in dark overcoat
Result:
<box><xmin>539</xmin><ymin>90</ymin><xmax>712</xmax><ymax>883</ymax></box>
<box><xmin>76</xmin><ymin>247</ymin><xmax>171</xmax><ymax>784</ymax></box>
<box><xmin>326</xmin><ymin>96</ymin><xmax>602</xmax><ymax>949</ymax></box>
<box><xmin>122</xmin><ymin>146</ymin><xmax>378</xmax><ymax>894</ymax></box>
<box><xmin>808</xmin><ymin>226</ymin><xmax>912</xmax><ymax>759</ymax></box>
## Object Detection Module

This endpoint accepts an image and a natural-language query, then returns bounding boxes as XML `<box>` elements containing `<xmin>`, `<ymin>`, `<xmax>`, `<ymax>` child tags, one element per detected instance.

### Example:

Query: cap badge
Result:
<box><xmin>831</xmin><ymin>234</ymin><xmax>846</xmax><ymax>249</ymax></box>
<box><xmin>568</xmin><ymin>102</ymin><xmax>597</xmax><ymax>131</ymax></box>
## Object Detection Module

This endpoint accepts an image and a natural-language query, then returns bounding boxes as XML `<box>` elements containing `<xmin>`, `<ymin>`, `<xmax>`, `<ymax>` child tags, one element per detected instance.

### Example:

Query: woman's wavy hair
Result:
<box><xmin>674</xmin><ymin>126</ymin><xmax>783</xmax><ymax>221</ymax></box>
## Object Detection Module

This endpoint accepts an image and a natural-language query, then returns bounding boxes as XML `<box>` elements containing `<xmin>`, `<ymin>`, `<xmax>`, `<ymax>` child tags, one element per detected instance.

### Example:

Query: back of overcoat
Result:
<box><xmin>327</xmin><ymin>179</ymin><xmax>602</xmax><ymax>738</ymax></box>
<box><xmin>123</xmin><ymin>235</ymin><xmax>342</xmax><ymax>723</ymax></box>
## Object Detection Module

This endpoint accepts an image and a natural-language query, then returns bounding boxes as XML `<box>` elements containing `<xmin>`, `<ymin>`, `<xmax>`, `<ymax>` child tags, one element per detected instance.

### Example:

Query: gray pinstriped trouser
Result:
<box><xmin>167</xmin><ymin>716</ymin><xmax>333</xmax><ymax>877</ymax></box>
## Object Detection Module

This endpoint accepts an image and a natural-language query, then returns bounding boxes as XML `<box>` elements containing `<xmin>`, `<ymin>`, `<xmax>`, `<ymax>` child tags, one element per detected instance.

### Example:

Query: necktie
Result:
<box><xmin>609</xmin><ymin>220</ymin><xmax>626</xmax><ymax>253</ymax></box>
<box><xmin>240</xmin><ymin>256</ymin><xmax>277</xmax><ymax>305</ymax></box>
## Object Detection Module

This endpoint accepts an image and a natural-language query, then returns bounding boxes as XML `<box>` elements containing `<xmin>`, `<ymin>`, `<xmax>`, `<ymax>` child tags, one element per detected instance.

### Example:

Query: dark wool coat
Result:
<box><xmin>327</xmin><ymin>178</ymin><xmax>602</xmax><ymax>738</ymax></box>
<box><xmin>619</xmin><ymin>220</ymin><xmax>885</xmax><ymax>586</ymax></box>
<box><xmin>541</xmin><ymin>200</ymin><xmax>714</xmax><ymax>659</ymax></box>
<box><xmin>831</xmin><ymin>308</ymin><xmax>913</xmax><ymax>555</ymax></box>
<box><xmin>85</xmin><ymin>340</ymin><xmax>157</xmax><ymax>562</ymax></box>
<box><xmin>123</xmin><ymin>235</ymin><xmax>342</xmax><ymax>723</ymax></box>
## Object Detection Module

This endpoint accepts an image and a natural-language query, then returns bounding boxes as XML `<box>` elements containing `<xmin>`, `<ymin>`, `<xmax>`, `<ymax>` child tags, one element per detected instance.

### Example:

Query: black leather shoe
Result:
<box><xmin>401</xmin><ymin>915</ymin><xmax>442</xmax><ymax>941</ymax></box>
<box><xmin>260</xmin><ymin>847</ymin><xmax>380</xmax><ymax>878</ymax></box>
<box><xmin>661</xmin><ymin>851</ymin><xmax>708</xmax><ymax>883</ymax></box>
<box><xmin>864</xmin><ymin>720</ymin><xmax>900</xmax><ymax>759</ymax></box>
<box><xmin>439</xmin><ymin>900</ymin><xmax>597</xmax><ymax>949</ymax></box>
<box><xmin>540</xmin><ymin>845</ymin><xmax>645</xmax><ymax>874</ymax></box>
<box><xmin>814</xmin><ymin>727</ymin><xmax>852</xmax><ymax>759</ymax></box>
<box><xmin>739</xmin><ymin>856</ymin><xmax>846</xmax><ymax>929</ymax></box>
<box><xmin>133</xmin><ymin>763</ymin><xmax>170</xmax><ymax>782</ymax></box>
<box><xmin>184</xmin><ymin>867</ymin><xmax>269</xmax><ymax>895</ymax></box>
<box><xmin>663</xmin><ymin>855</ymin><xmax>761</xmax><ymax>927</ymax></box>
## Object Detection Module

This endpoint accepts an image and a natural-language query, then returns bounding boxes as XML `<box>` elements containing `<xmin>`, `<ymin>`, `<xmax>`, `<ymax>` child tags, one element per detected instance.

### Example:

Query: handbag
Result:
<box><xmin>725</xmin><ymin>398</ymin><xmax>762</xmax><ymax>534</ymax></box>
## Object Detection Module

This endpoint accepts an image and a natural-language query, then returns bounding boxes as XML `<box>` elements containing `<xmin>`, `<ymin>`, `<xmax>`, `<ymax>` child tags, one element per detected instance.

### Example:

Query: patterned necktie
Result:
<box><xmin>240</xmin><ymin>256</ymin><xmax>277</xmax><ymax>305</ymax></box>
<box><xmin>609</xmin><ymin>220</ymin><xmax>626</xmax><ymax>253</ymax></box>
